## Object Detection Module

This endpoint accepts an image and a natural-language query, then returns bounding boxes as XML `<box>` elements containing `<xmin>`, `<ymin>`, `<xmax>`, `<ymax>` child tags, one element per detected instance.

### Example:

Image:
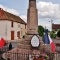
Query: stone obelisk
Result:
<box><xmin>27</xmin><ymin>0</ymin><xmax>38</xmax><ymax>34</ymax></box>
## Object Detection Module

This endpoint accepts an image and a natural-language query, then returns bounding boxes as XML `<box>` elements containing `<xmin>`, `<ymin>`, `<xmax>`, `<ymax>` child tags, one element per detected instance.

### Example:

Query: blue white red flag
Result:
<box><xmin>48</xmin><ymin>35</ymin><xmax>56</xmax><ymax>53</ymax></box>
<box><xmin>43</xmin><ymin>32</ymin><xmax>50</xmax><ymax>44</ymax></box>
<box><xmin>43</xmin><ymin>29</ymin><xmax>56</xmax><ymax>53</ymax></box>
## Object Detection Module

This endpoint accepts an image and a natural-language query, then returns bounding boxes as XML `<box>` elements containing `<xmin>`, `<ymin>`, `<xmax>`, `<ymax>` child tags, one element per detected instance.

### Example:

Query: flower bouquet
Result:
<box><xmin>29</xmin><ymin>53</ymin><xmax>49</xmax><ymax>60</ymax></box>
<box><xmin>38</xmin><ymin>53</ymin><xmax>49</xmax><ymax>60</ymax></box>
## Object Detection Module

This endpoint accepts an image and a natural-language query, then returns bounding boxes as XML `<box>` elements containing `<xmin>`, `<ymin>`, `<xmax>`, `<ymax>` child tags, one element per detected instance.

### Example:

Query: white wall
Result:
<box><xmin>0</xmin><ymin>20</ymin><xmax>27</xmax><ymax>40</ymax></box>
<box><xmin>7</xmin><ymin>21</ymin><xmax>21</xmax><ymax>40</ymax></box>
<box><xmin>20</xmin><ymin>24</ymin><xmax>27</xmax><ymax>38</ymax></box>
<box><xmin>0</xmin><ymin>20</ymin><xmax>7</xmax><ymax>40</ymax></box>
<box><xmin>0</xmin><ymin>20</ymin><xmax>21</xmax><ymax>40</ymax></box>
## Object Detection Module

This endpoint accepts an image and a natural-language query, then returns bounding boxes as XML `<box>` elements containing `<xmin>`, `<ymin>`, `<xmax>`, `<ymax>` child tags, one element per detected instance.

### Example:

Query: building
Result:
<box><xmin>52</xmin><ymin>23</ymin><xmax>60</xmax><ymax>31</ymax></box>
<box><xmin>0</xmin><ymin>8</ymin><xmax>27</xmax><ymax>40</ymax></box>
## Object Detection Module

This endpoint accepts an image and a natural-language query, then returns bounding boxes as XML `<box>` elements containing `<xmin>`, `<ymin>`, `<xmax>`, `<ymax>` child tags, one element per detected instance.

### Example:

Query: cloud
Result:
<box><xmin>0</xmin><ymin>4</ymin><xmax>19</xmax><ymax>16</ymax></box>
<box><xmin>37</xmin><ymin>1</ymin><xmax>60</xmax><ymax>19</ymax></box>
<box><xmin>20</xmin><ymin>15</ymin><xmax>27</xmax><ymax>22</ymax></box>
<box><xmin>38</xmin><ymin>20</ymin><xmax>51</xmax><ymax>31</ymax></box>
<box><xmin>6</xmin><ymin>9</ymin><xmax>19</xmax><ymax>16</ymax></box>
<box><xmin>37</xmin><ymin>1</ymin><xmax>60</xmax><ymax>31</ymax></box>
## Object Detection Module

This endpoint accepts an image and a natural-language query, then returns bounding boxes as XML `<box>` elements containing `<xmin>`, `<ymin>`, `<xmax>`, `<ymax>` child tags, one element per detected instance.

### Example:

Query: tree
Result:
<box><xmin>38</xmin><ymin>25</ymin><xmax>44</xmax><ymax>36</ymax></box>
<box><xmin>57</xmin><ymin>30</ymin><xmax>60</xmax><ymax>37</ymax></box>
<box><xmin>50</xmin><ymin>31</ymin><xmax>56</xmax><ymax>39</ymax></box>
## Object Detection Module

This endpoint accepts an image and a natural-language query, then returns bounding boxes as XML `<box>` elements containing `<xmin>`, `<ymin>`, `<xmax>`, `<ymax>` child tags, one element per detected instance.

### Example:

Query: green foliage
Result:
<box><xmin>50</xmin><ymin>31</ymin><xmax>56</xmax><ymax>38</ymax></box>
<box><xmin>38</xmin><ymin>25</ymin><xmax>44</xmax><ymax>36</ymax></box>
<box><xmin>38</xmin><ymin>54</ymin><xmax>49</xmax><ymax>59</ymax></box>
<box><xmin>57</xmin><ymin>30</ymin><xmax>60</xmax><ymax>37</ymax></box>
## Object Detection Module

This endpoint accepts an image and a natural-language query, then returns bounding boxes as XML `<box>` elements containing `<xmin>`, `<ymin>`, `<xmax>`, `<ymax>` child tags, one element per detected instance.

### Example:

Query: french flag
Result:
<box><xmin>0</xmin><ymin>37</ymin><xmax>6</xmax><ymax>48</ymax></box>
<box><xmin>43</xmin><ymin>29</ymin><xmax>56</xmax><ymax>53</ymax></box>
<box><xmin>48</xmin><ymin>35</ymin><xmax>56</xmax><ymax>53</ymax></box>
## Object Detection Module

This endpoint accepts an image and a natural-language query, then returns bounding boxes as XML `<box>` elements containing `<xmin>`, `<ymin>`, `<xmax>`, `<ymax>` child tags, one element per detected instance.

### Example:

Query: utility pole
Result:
<box><xmin>51</xmin><ymin>20</ymin><xmax>53</xmax><ymax>31</ymax></box>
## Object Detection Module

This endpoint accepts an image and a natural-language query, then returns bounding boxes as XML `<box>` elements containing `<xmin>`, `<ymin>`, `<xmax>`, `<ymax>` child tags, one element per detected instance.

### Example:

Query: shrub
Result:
<box><xmin>57</xmin><ymin>30</ymin><xmax>60</xmax><ymax>37</ymax></box>
<box><xmin>50</xmin><ymin>31</ymin><xmax>56</xmax><ymax>39</ymax></box>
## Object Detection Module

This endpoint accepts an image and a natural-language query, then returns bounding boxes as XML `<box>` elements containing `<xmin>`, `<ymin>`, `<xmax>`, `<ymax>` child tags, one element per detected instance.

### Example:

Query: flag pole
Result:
<box><xmin>43</xmin><ymin>26</ymin><xmax>46</xmax><ymax>53</ymax></box>
<box><xmin>44</xmin><ymin>26</ymin><xmax>47</xmax><ymax>52</ymax></box>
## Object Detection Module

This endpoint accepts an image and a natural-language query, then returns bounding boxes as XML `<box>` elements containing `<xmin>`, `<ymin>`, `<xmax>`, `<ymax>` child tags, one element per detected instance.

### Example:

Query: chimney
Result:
<box><xmin>0</xmin><ymin>8</ymin><xmax>3</xmax><ymax>10</ymax></box>
<box><xmin>0</xmin><ymin>8</ymin><xmax>4</xmax><ymax>16</ymax></box>
<box><xmin>0</xmin><ymin>8</ymin><xmax>1</xmax><ymax>10</ymax></box>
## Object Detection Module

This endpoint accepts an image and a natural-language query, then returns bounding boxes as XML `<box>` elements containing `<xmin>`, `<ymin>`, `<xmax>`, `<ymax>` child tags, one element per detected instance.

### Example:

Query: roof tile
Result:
<box><xmin>0</xmin><ymin>8</ymin><xmax>26</xmax><ymax>24</ymax></box>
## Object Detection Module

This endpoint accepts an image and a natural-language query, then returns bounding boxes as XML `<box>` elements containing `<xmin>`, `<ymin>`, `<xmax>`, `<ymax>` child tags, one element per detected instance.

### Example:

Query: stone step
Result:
<box><xmin>18</xmin><ymin>39</ymin><xmax>31</xmax><ymax>45</ymax></box>
<box><xmin>19</xmin><ymin>35</ymin><xmax>44</xmax><ymax>46</ymax></box>
<box><xmin>18</xmin><ymin>44</ymin><xmax>31</xmax><ymax>49</ymax></box>
<box><xmin>22</xmin><ymin>35</ymin><xmax>33</xmax><ymax>40</ymax></box>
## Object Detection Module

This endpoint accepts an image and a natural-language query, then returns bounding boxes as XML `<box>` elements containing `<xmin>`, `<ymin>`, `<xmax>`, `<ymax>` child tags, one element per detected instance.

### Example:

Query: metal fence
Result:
<box><xmin>0</xmin><ymin>42</ymin><xmax>60</xmax><ymax>60</ymax></box>
<box><xmin>0</xmin><ymin>47</ymin><xmax>60</xmax><ymax>60</ymax></box>
<box><xmin>0</xmin><ymin>46</ymin><xmax>9</xmax><ymax>60</ymax></box>
<box><xmin>5</xmin><ymin>52</ymin><xmax>60</xmax><ymax>60</ymax></box>
<box><xmin>0</xmin><ymin>46</ymin><xmax>8</xmax><ymax>52</ymax></box>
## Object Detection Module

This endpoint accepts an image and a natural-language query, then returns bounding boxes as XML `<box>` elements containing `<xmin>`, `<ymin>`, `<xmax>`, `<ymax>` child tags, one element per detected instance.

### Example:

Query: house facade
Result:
<box><xmin>0</xmin><ymin>8</ymin><xmax>27</xmax><ymax>40</ymax></box>
<box><xmin>52</xmin><ymin>23</ymin><xmax>60</xmax><ymax>31</ymax></box>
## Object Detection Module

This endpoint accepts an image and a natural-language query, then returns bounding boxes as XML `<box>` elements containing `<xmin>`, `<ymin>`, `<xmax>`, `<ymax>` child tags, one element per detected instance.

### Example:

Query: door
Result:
<box><xmin>11</xmin><ymin>31</ymin><xmax>14</xmax><ymax>40</ymax></box>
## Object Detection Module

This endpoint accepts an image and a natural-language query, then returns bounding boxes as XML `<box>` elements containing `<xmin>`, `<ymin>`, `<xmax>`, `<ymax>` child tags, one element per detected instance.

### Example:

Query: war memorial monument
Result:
<box><xmin>2</xmin><ymin>0</ymin><xmax>57</xmax><ymax>60</ymax></box>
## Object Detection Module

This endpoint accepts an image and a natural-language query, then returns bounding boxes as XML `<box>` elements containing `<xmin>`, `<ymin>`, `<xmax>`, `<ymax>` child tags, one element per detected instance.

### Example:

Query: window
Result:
<box><xmin>25</xmin><ymin>24</ymin><xmax>26</xmax><ymax>29</ymax></box>
<box><xmin>18</xmin><ymin>24</ymin><xmax>20</xmax><ymax>28</ymax></box>
<box><xmin>17</xmin><ymin>31</ymin><xmax>20</xmax><ymax>39</ymax></box>
<box><xmin>11</xmin><ymin>21</ymin><xmax>13</xmax><ymax>27</ymax></box>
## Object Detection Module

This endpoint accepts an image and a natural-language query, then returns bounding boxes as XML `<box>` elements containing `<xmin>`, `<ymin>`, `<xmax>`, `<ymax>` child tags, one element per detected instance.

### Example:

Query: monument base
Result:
<box><xmin>2</xmin><ymin>34</ymin><xmax>51</xmax><ymax>60</ymax></box>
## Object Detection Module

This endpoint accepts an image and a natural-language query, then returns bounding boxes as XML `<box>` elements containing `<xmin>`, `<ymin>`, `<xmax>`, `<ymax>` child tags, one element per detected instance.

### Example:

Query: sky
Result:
<box><xmin>0</xmin><ymin>0</ymin><xmax>60</xmax><ymax>31</ymax></box>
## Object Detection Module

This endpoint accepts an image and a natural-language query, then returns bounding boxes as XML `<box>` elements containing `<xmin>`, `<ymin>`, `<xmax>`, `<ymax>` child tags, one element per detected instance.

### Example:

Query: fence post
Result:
<box><xmin>54</xmin><ymin>52</ymin><xmax>57</xmax><ymax>60</ymax></box>
<box><xmin>56</xmin><ymin>53</ymin><xmax>59</xmax><ymax>60</ymax></box>
<box><xmin>7</xmin><ymin>58</ymin><xmax>10</xmax><ymax>60</ymax></box>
